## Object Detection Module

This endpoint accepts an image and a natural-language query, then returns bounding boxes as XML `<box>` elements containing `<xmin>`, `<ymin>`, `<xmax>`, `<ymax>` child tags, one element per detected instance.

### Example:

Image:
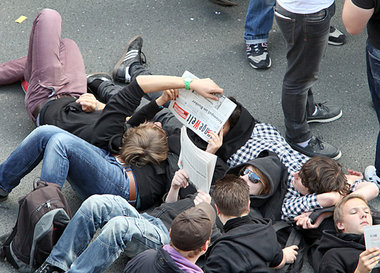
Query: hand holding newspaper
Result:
<box><xmin>169</xmin><ymin>71</ymin><xmax>237</xmax><ymax>142</ymax></box>
<box><xmin>178</xmin><ymin>126</ymin><xmax>217</xmax><ymax>193</ymax></box>
<box><xmin>364</xmin><ymin>225</ymin><xmax>380</xmax><ymax>268</ymax></box>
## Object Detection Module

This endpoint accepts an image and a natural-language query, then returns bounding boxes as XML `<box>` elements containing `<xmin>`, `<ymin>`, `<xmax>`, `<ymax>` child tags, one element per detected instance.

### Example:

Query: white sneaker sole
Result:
<box><xmin>307</xmin><ymin>110</ymin><xmax>342</xmax><ymax>124</ymax></box>
<box><xmin>249</xmin><ymin>58</ymin><xmax>272</xmax><ymax>70</ymax></box>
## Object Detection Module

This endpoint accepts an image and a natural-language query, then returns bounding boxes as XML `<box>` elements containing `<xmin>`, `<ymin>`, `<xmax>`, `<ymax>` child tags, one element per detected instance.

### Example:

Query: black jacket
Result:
<box><xmin>40</xmin><ymin>81</ymin><xmax>169</xmax><ymax>210</ymax></box>
<box><xmin>227</xmin><ymin>150</ymin><xmax>289</xmax><ymax>221</ymax></box>
<box><xmin>123</xmin><ymin>247</ymin><xmax>186</xmax><ymax>273</ymax></box>
<box><xmin>310</xmin><ymin>230</ymin><xmax>380</xmax><ymax>273</ymax></box>
<box><xmin>203</xmin><ymin>215</ymin><xmax>283</xmax><ymax>273</ymax></box>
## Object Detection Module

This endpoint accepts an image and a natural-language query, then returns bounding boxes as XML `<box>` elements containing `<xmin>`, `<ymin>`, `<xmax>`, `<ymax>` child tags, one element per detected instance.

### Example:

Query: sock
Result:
<box><xmin>297</xmin><ymin>138</ymin><xmax>311</xmax><ymax>148</ymax></box>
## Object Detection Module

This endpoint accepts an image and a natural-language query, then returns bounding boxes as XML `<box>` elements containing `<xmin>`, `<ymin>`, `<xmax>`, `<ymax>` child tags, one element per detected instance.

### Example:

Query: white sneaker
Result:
<box><xmin>364</xmin><ymin>165</ymin><xmax>380</xmax><ymax>188</ymax></box>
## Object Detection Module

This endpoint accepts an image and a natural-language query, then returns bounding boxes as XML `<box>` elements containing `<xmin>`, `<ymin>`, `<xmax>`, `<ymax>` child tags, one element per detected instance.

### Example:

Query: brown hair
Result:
<box><xmin>211</xmin><ymin>174</ymin><xmax>249</xmax><ymax>217</ymax></box>
<box><xmin>298</xmin><ymin>156</ymin><xmax>350</xmax><ymax>195</ymax></box>
<box><xmin>333</xmin><ymin>194</ymin><xmax>369</xmax><ymax>233</ymax></box>
<box><xmin>120</xmin><ymin>122</ymin><xmax>168</xmax><ymax>166</ymax></box>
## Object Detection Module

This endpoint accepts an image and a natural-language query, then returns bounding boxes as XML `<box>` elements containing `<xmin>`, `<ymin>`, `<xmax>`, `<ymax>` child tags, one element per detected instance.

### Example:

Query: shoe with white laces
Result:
<box><xmin>112</xmin><ymin>35</ymin><xmax>146</xmax><ymax>83</ymax></box>
<box><xmin>328</xmin><ymin>26</ymin><xmax>346</xmax><ymax>46</ymax></box>
<box><xmin>364</xmin><ymin>165</ymin><xmax>380</xmax><ymax>189</ymax></box>
<box><xmin>287</xmin><ymin>136</ymin><xmax>342</xmax><ymax>160</ymax></box>
<box><xmin>246</xmin><ymin>43</ymin><xmax>271</xmax><ymax>69</ymax></box>
<box><xmin>307</xmin><ymin>103</ymin><xmax>342</xmax><ymax>123</ymax></box>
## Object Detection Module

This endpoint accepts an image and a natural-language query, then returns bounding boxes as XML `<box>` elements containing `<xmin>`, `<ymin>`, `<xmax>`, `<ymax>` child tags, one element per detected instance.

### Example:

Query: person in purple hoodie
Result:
<box><xmin>123</xmin><ymin>202</ymin><xmax>216</xmax><ymax>273</ymax></box>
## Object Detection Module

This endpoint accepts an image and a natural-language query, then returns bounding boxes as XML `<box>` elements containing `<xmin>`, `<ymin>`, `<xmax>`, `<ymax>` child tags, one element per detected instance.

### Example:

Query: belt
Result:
<box><xmin>114</xmin><ymin>155</ymin><xmax>137</xmax><ymax>205</ymax></box>
<box><xmin>32</xmin><ymin>95</ymin><xmax>75</xmax><ymax>120</ymax></box>
<box><xmin>125</xmin><ymin>168</ymin><xmax>137</xmax><ymax>205</ymax></box>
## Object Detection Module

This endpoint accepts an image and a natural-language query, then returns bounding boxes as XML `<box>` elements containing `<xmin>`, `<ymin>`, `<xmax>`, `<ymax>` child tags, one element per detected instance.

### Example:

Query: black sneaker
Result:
<box><xmin>328</xmin><ymin>26</ymin><xmax>346</xmax><ymax>46</ymax></box>
<box><xmin>86</xmin><ymin>72</ymin><xmax>112</xmax><ymax>94</ymax></box>
<box><xmin>307</xmin><ymin>103</ymin><xmax>342</xmax><ymax>123</ymax></box>
<box><xmin>246</xmin><ymin>43</ymin><xmax>271</xmax><ymax>69</ymax></box>
<box><xmin>112</xmin><ymin>35</ymin><xmax>146</xmax><ymax>84</ymax></box>
<box><xmin>34</xmin><ymin>262</ymin><xmax>64</xmax><ymax>273</ymax></box>
<box><xmin>287</xmin><ymin>136</ymin><xmax>342</xmax><ymax>160</ymax></box>
<box><xmin>0</xmin><ymin>188</ymin><xmax>8</xmax><ymax>202</ymax></box>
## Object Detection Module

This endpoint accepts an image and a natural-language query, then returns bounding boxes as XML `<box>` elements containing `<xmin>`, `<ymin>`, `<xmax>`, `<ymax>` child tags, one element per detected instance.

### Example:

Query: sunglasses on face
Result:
<box><xmin>239</xmin><ymin>167</ymin><xmax>261</xmax><ymax>184</ymax></box>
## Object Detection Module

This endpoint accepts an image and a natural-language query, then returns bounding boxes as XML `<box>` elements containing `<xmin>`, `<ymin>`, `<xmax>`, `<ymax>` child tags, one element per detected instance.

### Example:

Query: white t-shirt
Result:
<box><xmin>276</xmin><ymin>0</ymin><xmax>334</xmax><ymax>14</ymax></box>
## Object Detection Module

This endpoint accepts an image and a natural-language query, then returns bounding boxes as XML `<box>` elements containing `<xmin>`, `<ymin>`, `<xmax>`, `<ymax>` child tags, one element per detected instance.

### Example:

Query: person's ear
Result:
<box><xmin>293</xmin><ymin>172</ymin><xmax>300</xmax><ymax>180</ymax></box>
<box><xmin>336</xmin><ymin>222</ymin><xmax>345</xmax><ymax>232</ymax></box>
<box><xmin>215</xmin><ymin>204</ymin><xmax>221</xmax><ymax>215</ymax></box>
<box><xmin>169</xmin><ymin>229</ymin><xmax>172</xmax><ymax>239</ymax></box>
<box><xmin>202</xmin><ymin>239</ymin><xmax>210</xmax><ymax>251</ymax></box>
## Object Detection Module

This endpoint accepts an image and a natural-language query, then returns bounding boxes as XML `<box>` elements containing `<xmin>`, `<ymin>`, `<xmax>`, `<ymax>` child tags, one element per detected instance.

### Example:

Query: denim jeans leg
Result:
<box><xmin>244</xmin><ymin>0</ymin><xmax>276</xmax><ymax>44</ymax></box>
<box><xmin>67</xmin><ymin>214</ymin><xmax>169</xmax><ymax>273</ymax></box>
<box><xmin>40</xmin><ymin>131</ymin><xmax>129</xmax><ymax>200</ymax></box>
<box><xmin>0</xmin><ymin>125</ymin><xmax>64</xmax><ymax>193</ymax></box>
<box><xmin>46</xmin><ymin>195</ymin><xmax>153</xmax><ymax>272</ymax></box>
<box><xmin>366</xmin><ymin>40</ymin><xmax>380</xmax><ymax>173</ymax></box>
<box><xmin>275</xmin><ymin>4</ymin><xmax>332</xmax><ymax>143</ymax></box>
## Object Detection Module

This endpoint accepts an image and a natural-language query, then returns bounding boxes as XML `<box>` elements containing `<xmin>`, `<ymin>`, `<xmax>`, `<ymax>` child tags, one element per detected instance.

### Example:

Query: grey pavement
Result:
<box><xmin>0</xmin><ymin>0</ymin><xmax>378</xmax><ymax>272</ymax></box>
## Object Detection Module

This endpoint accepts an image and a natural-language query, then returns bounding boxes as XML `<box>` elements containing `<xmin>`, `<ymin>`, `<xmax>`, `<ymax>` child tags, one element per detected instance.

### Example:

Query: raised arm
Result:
<box><xmin>136</xmin><ymin>75</ymin><xmax>223</xmax><ymax>100</ymax></box>
<box><xmin>342</xmin><ymin>0</ymin><xmax>374</xmax><ymax>35</ymax></box>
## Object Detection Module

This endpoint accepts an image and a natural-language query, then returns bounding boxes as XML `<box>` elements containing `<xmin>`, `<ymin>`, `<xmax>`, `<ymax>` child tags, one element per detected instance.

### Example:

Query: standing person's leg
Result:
<box><xmin>41</xmin><ymin>194</ymin><xmax>168</xmax><ymax>272</ymax></box>
<box><xmin>244</xmin><ymin>0</ymin><xmax>275</xmax><ymax>69</ymax></box>
<box><xmin>275</xmin><ymin>3</ymin><xmax>341</xmax><ymax>159</ymax></box>
<box><xmin>0</xmin><ymin>57</ymin><xmax>27</xmax><ymax>85</ymax></box>
<box><xmin>23</xmin><ymin>9</ymin><xmax>86</xmax><ymax>122</ymax></box>
<box><xmin>364</xmin><ymin>40</ymin><xmax>380</xmax><ymax>183</ymax></box>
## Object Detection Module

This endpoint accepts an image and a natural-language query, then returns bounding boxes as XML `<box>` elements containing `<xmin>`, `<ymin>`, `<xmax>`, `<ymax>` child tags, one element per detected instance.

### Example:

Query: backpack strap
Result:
<box><xmin>1</xmin><ymin>223</ymin><xmax>20</xmax><ymax>269</ymax></box>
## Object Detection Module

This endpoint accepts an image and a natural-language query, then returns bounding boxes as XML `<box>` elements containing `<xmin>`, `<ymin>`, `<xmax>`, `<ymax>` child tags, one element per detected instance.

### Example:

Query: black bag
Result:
<box><xmin>269</xmin><ymin>221</ymin><xmax>305</xmax><ymax>273</ymax></box>
<box><xmin>0</xmin><ymin>181</ymin><xmax>71</xmax><ymax>272</ymax></box>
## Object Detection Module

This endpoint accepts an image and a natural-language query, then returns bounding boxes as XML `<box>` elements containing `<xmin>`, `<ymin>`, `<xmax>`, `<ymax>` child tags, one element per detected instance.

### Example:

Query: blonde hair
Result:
<box><xmin>334</xmin><ymin>194</ymin><xmax>369</xmax><ymax>233</ymax></box>
<box><xmin>121</xmin><ymin>122</ymin><xmax>168</xmax><ymax>166</ymax></box>
<box><xmin>250</xmin><ymin>166</ymin><xmax>270</xmax><ymax>196</ymax></box>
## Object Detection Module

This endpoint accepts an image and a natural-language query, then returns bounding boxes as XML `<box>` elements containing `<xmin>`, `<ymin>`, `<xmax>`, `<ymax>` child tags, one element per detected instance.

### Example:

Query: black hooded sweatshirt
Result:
<box><xmin>311</xmin><ymin>230</ymin><xmax>380</xmax><ymax>273</ymax></box>
<box><xmin>227</xmin><ymin>150</ymin><xmax>289</xmax><ymax>221</ymax></box>
<box><xmin>203</xmin><ymin>215</ymin><xmax>283</xmax><ymax>273</ymax></box>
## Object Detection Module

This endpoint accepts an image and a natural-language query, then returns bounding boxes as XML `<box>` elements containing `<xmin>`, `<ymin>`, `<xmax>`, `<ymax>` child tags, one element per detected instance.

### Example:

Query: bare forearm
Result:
<box><xmin>316</xmin><ymin>192</ymin><xmax>342</xmax><ymax>207</ymax></box>
<box><xmin>165</xmin><ymin>186</ymin><xmax>180</xmax><ymax>203</ymax></box>
<box><xmin>137</xmin><ymin>75</ymin><xmax>186</xmax><ymax>94</ymax></box>
<box><xmin>353</xmin><ymin>182</ymin><xmax>379</xmax><ymax>201</ymax></box>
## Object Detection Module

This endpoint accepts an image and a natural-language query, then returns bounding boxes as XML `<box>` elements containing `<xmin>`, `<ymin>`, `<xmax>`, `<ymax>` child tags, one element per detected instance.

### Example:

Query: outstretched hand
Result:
<box><xmin>191</xmin><ymin>78</ymin><xmax>223</xmax><ymax>100</ymax></box>
<box><xmin>294</xmin><ymin>211</ymin><xmax>332</xmax><ymax>229</ymax></box>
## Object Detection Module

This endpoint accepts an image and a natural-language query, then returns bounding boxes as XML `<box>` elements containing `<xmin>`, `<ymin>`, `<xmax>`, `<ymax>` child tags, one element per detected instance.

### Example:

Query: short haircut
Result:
<box><xmin>227</xmin><ymin>97</ymin><xmax>242</xmax><ymax>130</ymax></box>
<box><xmin>212</xmin><ymin>174</ymin><xmax>249</xmax><ymax>217</ymax></box>
<box><xmin>299</xmin><ymin>156</ymin><xmax>350</xmax><ymax>195</ymax></box>
<box><xmin>121</xmin><ymin>122</ymin><xmax>168</xmax><ymax>166</ymax></box>
<box><xmin>333</xmin><ymin>194</ymin><xmax>369</xmax><ymax>233</ymax></box>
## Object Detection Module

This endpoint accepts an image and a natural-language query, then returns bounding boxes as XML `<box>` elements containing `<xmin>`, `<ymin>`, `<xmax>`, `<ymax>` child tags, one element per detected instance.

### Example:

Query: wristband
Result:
<box><xmin>184</xmin><ymin>77</ymin><xmax>193</xmax><ymax>90</ymax></box>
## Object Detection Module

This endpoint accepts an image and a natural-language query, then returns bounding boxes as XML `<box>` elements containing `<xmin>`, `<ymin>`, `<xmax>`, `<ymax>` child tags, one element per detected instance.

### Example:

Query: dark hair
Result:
<box><xmin>227</xmin><ymin>97</ymin><xmax>242</xmax><ymax>130</ymax></box>
<box><xmin>299</xmin><ymin>156</ymin><xmax>350</xmax><ymax>195</ymax></box>
<box><xmin>211</xmin><ymin>174</ymin><xmax>249</xmax><ymax>217</ymax></box>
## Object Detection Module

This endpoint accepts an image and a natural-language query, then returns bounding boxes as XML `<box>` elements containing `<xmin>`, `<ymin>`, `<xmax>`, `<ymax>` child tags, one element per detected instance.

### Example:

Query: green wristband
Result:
<box><xmin>184</xmin><ymin>77</ymin><xmax>193</xmax><ymax>90</ymax></box>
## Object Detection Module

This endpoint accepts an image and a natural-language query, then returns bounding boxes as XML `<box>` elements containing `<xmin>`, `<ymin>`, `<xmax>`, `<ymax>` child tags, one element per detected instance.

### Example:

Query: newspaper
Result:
<box><xmin>364</xmin><ymin>225</ymin><xmax>380</xmax><ymax>268</ymax></box>
<box><xmin>169</xmin><ymin>71</ymin><xmax>237</xmax><ymax>141</ymax></box>
<box><xmin>178</xmin><ymin>126</ymin><xmax>217</xmax><ymax>193</ymax></box>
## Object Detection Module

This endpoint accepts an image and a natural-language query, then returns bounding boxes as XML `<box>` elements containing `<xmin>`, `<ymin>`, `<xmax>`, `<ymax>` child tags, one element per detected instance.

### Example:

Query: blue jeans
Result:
<box><xmin>0</xmin><ymin>125</ymin><xmax>131</xmax><ymax>200</ymax></box>
<box><xmin>46</xmin><ymin>195</ymin><xmax>169</xmax><ymax>273</ymax></box>
<box><xmin>367</xmin><ymin>40</ymin><xmax>380</xmax><ymax>174</ymax></box>
<box><xmin>275</xmin><ymin>3</ymin><xmax>334</xmax><ymax>143</ymax></box>
<box><xmin>244</xmin><ymin>0</ymin><xmax>276</xmax><ymax>44</ymax></box>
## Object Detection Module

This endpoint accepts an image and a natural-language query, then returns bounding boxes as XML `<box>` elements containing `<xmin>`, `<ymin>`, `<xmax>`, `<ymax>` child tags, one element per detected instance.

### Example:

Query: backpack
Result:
<box><xmin>0</xmin><ymin>181</ymin><xmax>72</xmax><ymax>272</ymax></box>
